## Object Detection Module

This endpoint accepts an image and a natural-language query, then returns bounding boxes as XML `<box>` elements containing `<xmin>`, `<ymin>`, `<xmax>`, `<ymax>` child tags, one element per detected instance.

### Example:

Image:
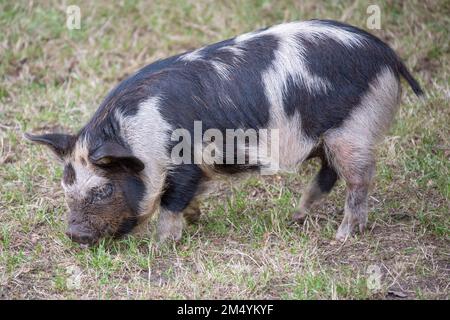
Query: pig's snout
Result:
<box><xmin>66</xmin><ymin>224</ymin><xmax>96</xmax><ymax>245</ymax></box>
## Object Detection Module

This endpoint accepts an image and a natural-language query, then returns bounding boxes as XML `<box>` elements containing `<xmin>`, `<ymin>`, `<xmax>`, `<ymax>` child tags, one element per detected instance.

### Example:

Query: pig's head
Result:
<box><xmin>25</xmin><ymin>132</ymin><xmax>147</xmax><ymax>245</ymax></box>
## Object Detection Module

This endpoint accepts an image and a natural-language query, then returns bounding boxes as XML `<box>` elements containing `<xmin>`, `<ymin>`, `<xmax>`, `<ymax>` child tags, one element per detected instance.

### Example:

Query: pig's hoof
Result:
<box><xmin>158</xmin><ymin>226</ymin><xmax>182</xmax><ymax>243</ymax></box>
<box><xmin>291</xmin><ymin>210</ymin><xmax>307</xmax><ymax>225</ymax></box>
<box><xmin>335</xmin><ymin>219</ymin><xmax>366</xmax><ymax>241</ymax></box>
<box><xmin>335</xmin><ymin>221</ymin><xmax>353</xmax><ymax>242</ymax></box>
<box><xmin>359</xmin><ymin>223</ymin><xmax>366</xmax><ymax>234</ymax></box>
<box><xmin>335</xmin><ymin>230</ymin><xmax>349</xmax><ymax>242</ymax></box>
<box><xmin>184</xmin><ymin>208</ymin><xmax>202</xmax><ymax>225</ymax></box>
<box><xmin>157</xmin><ymin>211</ymin><xmax>183</xmax><ymax>243</ymax></box>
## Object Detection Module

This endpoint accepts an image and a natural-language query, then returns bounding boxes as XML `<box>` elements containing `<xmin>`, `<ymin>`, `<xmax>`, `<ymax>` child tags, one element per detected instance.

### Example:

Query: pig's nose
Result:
<box><xmin>65</xmin><ymin>226</ymin><xmax>95</xmax><ymax>245</ymax></box>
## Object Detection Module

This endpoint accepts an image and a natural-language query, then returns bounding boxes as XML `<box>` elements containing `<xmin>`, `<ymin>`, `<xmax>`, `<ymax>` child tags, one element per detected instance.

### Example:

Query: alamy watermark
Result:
<box><xmin>66</xmin><ymin>265</ymin><xmax>82</xmax><ymax>290</ymax></box>
<box><xmin>66</xmin><ymin>5</ymin><xmax>81</xmax><ymax>30</ymax></box>
<box><xmin>366</xmin><ymin>264</ymin><xmax>382</xmax><ymax>292</ymax></box>
<box><xmin>366</xmin><ymin>4</ymin><xmax>381</xmax><ymax>30</ymax></box>
<box><xmin>170</xmin><ymin>121</ymin><xmax>280</xmax><ymax>175</ymax></box>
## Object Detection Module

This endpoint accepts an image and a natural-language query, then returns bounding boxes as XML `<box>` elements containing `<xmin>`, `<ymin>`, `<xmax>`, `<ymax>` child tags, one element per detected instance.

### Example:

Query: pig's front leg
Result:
<box><xmin>157</xmin><ymin>208</ymin><xmax>184</xmax><ymax>242</ymax></box>
<box><xmin>157</xmin><ymin>164</ymin><xmax>203</xmax><ymax>242</ymax></box>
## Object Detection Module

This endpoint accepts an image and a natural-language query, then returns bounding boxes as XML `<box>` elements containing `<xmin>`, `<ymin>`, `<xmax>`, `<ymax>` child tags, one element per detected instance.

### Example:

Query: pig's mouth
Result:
<box><xmin>65</xmin><ymin>224</ymin><xmax>100</xmax><ymax>246</ymax></box>
<box><xmin>65</xmin><ymin>213</ymin><xmax>137</xmax><ymax>246</ymax></box>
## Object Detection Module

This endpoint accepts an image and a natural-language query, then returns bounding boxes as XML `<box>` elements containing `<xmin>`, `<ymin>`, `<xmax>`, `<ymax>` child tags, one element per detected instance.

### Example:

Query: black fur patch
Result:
<box><xmin>282</xmin><ymin>20</ymin><xmax>401</xmax><ymax>138</ymax></box>
<box><xmin>306</xmin><ymin>146</ymin><xmax>338</xmax><ymax>193</ymax></box>
<box><xmin>317</xmin><ymin>164</ymin><xmax>338</xmax><ymax>193</ymax></box>
<box><xmin>78</xmin><ymin>55</ymin><xmax>185</xmax><ymax>155</ymax></box>
<box><xmin>115</xmin><ymin>216</ymin><xmax>138</xmax><ymax>237</ymax></box>
<box><xmin>113</xmin><ymin>175</ymin><xmax>145</xmax><ymax>237</ymax></box>
<box><xmin>156</xmin><ymin>35</ymin><xmax>278</xmax><ymax>175</ymax></box>
<box><xmin>63</xmin><ymin>163</ymin><xmax>76</xmax><ymax>186</ymax></box>
<box><xmin>160</xmin><ymin>164</ymin><xmax>203</xmax><ymax>213</ymax></box>
<box><xmin>157</xmin><ymin>35</ymin><xmax>277</xmax><ymax>133</ymax></box>
<box><xmin>122</xmin><ymin>175</ymin><xmax>146</xmax><ymax>214</ymax></box>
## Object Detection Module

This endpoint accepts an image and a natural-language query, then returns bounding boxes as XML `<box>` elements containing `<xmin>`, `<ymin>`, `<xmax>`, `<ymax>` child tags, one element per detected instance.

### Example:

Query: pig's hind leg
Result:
<box><xmin>324</xmin><ymin>133</ymin><xmax>376</xmax><ymax>241</ymax></box>
<box><xmin>324</xmin><ymin>124</ymin><xmax>375</xmax><ymax>241</ymax></box>
<box><xmin>324</xmin><ymin>67</ymin><xmax>401</xmax><ymax>241</ymax></box>
<box><xmin>292</xmin><ymin>150</ymin><xmax>339</xmax><ymax>223</ymax></box>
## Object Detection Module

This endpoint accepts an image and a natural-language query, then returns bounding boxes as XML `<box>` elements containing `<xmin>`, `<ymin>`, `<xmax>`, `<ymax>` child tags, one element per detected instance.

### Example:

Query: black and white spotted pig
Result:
<box><xmin>26</xmin><ymin>20</ymin><xmax>423</xmax><ymax>245</ymax></box>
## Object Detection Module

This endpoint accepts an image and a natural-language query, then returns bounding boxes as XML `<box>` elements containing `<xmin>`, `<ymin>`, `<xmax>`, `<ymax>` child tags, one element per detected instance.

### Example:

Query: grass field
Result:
<box><xmin>0</xmin><ymin>0</ymin><xmax>449</xmax><ymax>299</ymax></box>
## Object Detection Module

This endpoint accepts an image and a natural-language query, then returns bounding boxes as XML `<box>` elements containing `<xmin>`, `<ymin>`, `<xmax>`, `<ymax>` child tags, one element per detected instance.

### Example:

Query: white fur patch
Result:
<box><xmin>237</xmin><ymin>20</ymin><xmax>365</xmax><ymax>95</ymax></box>
<box><xmin>236</xmin><ymin>21</ymin><xmax>367</xmax><ymax>172</ymax></box>
<box><xmin>268</xmin><ymin>113</ymin><xmax>318</xmax><ymax>172</ymax></box>
<box><xmin>235</xmin><ymin>21</ymin><xmax>363</xmax><ymax>47</ymax></box>
<box><xmin>255</xmin><ymin>22</ymin><xmax>359</xmax><ymax>170</ymax></box>
<box><xmin>326</xmin><ymin>67</ymin><xmax>401</xmax><ymax>149</ymax></box>
<box><xmin>218</xmin><ymin>45</ymin><xmax>245</xmax><ymax>58</ymax></box>
<box><xmin>116</xmin><ymin>96</ymin><xmax>172</xmax><ymax>217</ymax></box>
<box><xmin>210</xmin><ymin>60</ymin><xmax>232</xmax><ymax>80</ymax></box>
<box><xmin>61</xmin><ymin>141</ymin><xmax>107</xmax><ymax>199</ymax></box>
<box><xmin>180</xmin><ymin>49</ymin><xmax>203</xmax><ymax>62</ymax></box>
<box><xmin>324</xmin><ymin>67</ymin><xmax>401</xmax><ymax>177</ymax></box>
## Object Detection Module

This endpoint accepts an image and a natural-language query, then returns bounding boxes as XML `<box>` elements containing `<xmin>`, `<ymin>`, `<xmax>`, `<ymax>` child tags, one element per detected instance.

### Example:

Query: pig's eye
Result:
<box><xmin>90</xmin><ymin>183</ymin><xmax>114</xmax><ymax>203</ymax></box>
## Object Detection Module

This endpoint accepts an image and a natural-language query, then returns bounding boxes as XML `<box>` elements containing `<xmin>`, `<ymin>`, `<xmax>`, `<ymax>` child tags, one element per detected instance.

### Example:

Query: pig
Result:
<box><xmin>25</xmin><ymin>20</ymin><xmax>423</xmax><ymax>245</ymax></box>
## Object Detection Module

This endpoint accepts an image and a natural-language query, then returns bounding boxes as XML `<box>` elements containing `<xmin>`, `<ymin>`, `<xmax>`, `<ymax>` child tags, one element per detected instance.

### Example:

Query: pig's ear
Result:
<box><xmin>24</xmin><ymin>132</ymin><xmax>75</xmax><ymax>160</ymax></box>
<box><xmin>89</xmin><ymin>142</ymin><xmax>145</xmax><ymax>172</ymax></box>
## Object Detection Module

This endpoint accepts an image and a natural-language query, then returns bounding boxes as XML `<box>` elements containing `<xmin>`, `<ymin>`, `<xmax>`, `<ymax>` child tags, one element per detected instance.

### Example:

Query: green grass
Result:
<box><xmin>0</xmin><ymin>0</ymin><xmax>449</xmax><ymax>299</ymax></box>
